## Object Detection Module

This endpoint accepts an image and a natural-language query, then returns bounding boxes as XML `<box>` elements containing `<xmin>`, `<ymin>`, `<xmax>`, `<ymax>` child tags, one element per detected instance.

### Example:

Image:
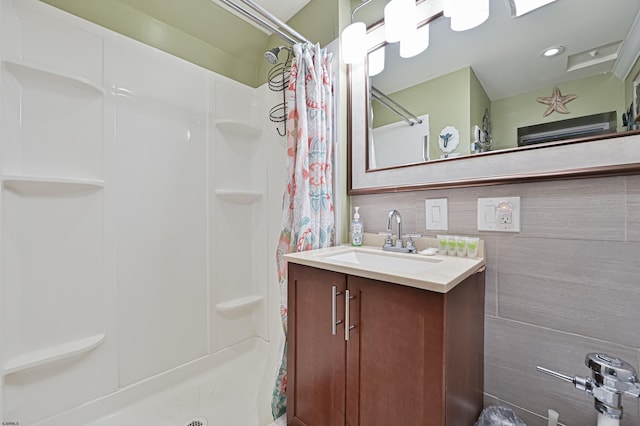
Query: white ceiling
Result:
<box><xmin>371</xmin><ymin>0</ymin><xmax>640</xmax><ymax>100</ymax></box>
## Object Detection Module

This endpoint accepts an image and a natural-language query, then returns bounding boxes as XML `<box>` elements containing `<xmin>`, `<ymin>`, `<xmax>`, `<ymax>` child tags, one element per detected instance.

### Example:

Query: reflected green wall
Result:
<box><xmin>624</xmin><ymin>58</ymin><xmax>640</xmax><ymax>125</ymax></box>
<box><xmin>372</xmin><ymin>67</ymin><xmax>628</xmax><ymax>157</ymax></box>
<box><xmin>470</xmin><ymin>69</ymin><xmax>490</xmax><ymax>147</ymax></box>
<box><xmin>491</xmin><ymin>73</ymin><xmax>626</xmax><ymax>150</ymax></box>
<box><xmin>372</xmin><ymin>67</ymin><xmax>489</xmax><ymax>160</ymax></box>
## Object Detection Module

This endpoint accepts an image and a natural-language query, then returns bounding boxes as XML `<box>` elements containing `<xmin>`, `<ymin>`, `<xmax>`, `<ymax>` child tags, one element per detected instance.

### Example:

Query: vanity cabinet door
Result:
<box><xmin>286</xmin><ymin>263</ymin><xmax>484</xmax><ymax>426</ymax></box>
<box><xmin>345</xmin><ymin>275</ymin><xmax>446</xmax><ymax>426</ymax></box>
<box><xmin>287</xmin><ymin>264</ymin><xmax>347</xmax><ymax>426</ymax></box>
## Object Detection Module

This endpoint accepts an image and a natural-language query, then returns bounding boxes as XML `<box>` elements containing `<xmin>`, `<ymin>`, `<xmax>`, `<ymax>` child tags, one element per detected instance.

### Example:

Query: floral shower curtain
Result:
<box><xmin>272</xmin><ymin>42</ymin><xmax>335</xmax><ymax>419</ymax></box>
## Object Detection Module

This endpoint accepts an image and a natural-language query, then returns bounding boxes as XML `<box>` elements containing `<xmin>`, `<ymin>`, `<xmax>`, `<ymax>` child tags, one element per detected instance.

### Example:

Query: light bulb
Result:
<box><xmin>400</xmin><ymin>24</ymin><xmax>430</xmax><ymax>58</ymax></box>
<box><xmin>443</xmin><ymin>0</ymin><xmax>459</xmax><ymax>17</ymax></box>
<box><xmin>384</xmin><ymin>0</ymin><xmax>413</xmax><ymax>43</ymax></box>
<box><xmin>341</xmin><ymin>22</ymin><xmax>366</xmax><ymax>64</ymax></box>
<box><xmin>509</xmin><ymin>0</ymin><xmax>557</xmax><ymax>17</ymax></box>
<box><xmin>448</xmin><ymin>0</ymin><xmax>489</xmax><ymax>31</ymax></box>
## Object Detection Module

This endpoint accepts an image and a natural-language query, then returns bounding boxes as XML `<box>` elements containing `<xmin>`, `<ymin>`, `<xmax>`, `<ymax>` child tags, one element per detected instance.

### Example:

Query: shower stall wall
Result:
<box><xmin>0</xmin><ymin>0</ymin><xmax>286</xmax><ymax>424</ymax></box>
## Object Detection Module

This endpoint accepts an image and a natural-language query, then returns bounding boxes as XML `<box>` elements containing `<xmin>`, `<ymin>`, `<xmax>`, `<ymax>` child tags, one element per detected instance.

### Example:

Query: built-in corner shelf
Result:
<box><xmin>215</xmin><ymin>295</ymin><xmax>263</xmax><ymax>313</ymax></box>
<box><xmin>2</xmin><ymin>175</ymin><xmax>105</xmax><ymax>195</ymax></box>
<box><xmin>214</xmin><ymin>189</ymin><xmax>263</xmax><ymax>204</ymax></box>
<box><xmin>2</xmin><ymin>333</ymin><xmax>105</xmax><ymax>376</ymax></box>
<box><xmin>3</xmin><ymin>59</ymin><xmax>105</xmax><ymax>95</ymax></box>
<box><xmin>214</xmin><ymin>119</ymin><xmax>262</xmax><ymax>140</ymax></box>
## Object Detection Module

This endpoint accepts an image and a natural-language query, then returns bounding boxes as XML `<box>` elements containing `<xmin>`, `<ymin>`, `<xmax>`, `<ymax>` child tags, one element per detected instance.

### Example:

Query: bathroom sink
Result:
<box><xmin>319</xmin><ymin>249</ymin><xmax>441</xmax><ymax>274</ymax></box>
<box><xmin>283</xmin><ymin>244</ymin><xmax>485</xmax><ymax>293</ymax></box>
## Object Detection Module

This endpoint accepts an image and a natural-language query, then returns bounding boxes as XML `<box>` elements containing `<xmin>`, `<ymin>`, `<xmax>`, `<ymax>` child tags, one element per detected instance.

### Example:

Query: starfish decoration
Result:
<box><xmin>536</xmin><ymin>87</ymin><xmax>578</xmax><ymax>117</ymax></box>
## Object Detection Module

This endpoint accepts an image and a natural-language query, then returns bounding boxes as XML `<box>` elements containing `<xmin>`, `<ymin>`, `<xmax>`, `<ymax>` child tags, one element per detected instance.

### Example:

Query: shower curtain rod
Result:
<box><xmin>219</xmin><ymin>0</ymin><xmax>309</xmax><ymax>44</ymax></box>
<box><xmin>371</xmin><ymin>87</ymin><xmax>422</xmax><ymax>126</ymax></box>
<box><xmin>220</xmin><ymin>0</ymin><xmax>418</xmax><ymax>126</ymax></box>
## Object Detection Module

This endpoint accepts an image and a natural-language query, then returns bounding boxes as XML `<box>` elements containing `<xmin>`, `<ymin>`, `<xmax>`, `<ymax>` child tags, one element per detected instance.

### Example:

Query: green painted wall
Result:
<box><xmin>40</xmin><ymin>0</ymin><xmax>341</xmax><ymax>88</ymax></box>
<box><xmin>257</xmin><ymin>0</ymin><xmax>341</xmax><ymax>86</ymax></box>
<box><xmin>491</xmin><ymin>73</ymin><xmax>626</xmax><ymax>150</ymax></box>
<box><xmin>39</xmin><ymin>0</ymin><xmax>263</xmax><ymax>87</ymax></box>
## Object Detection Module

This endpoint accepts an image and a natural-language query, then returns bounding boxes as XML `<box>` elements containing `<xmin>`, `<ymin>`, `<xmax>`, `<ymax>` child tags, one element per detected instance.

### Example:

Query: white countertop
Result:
<box><xmin>284</xmin><ymin>238</ymin><xmax>485</xmax><ymax>293</ymax></box>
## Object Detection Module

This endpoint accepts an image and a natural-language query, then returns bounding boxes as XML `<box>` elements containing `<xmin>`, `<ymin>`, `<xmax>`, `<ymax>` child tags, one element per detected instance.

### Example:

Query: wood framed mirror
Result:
<box><xmin>348</xmin><ymin>0</ymin><xmax>640</xmax><ymax>194</ymax></box>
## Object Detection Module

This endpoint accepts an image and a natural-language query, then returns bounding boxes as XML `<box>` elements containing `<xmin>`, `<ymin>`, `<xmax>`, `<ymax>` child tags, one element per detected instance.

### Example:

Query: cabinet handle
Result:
<box><xmin>345</xmin><ymin>290</ymin><xmax>356</xmax><ymax>341</ymax></box>
<box><xmin>332</xmin><ymin>286</ymin><xmax>343</xmax><ymax>335</ymax></box>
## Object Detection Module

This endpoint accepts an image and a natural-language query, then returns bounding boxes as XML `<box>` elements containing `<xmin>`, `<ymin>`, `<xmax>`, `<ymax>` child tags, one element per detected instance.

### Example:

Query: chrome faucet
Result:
<box><xmin>537</xmin><ymin>353</ymin><xmax>640</xmax><ymax>421</ymax></box>
<box><xmin>383</xmin><ymin>210</ymin><xmax>416</xmax><ymax>253</ymax></box>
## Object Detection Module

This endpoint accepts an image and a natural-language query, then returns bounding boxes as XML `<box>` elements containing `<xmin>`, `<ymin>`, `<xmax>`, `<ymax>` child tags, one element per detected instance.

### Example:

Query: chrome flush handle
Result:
<box><xmin>537</xmin><ymin>353</ymin><xmax>640</xmax><ymax>420</ymax></box>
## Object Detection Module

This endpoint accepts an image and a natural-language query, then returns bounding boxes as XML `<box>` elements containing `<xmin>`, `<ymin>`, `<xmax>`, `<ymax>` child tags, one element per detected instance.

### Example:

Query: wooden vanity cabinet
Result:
<box><xmin>286</xmin><ymin>263</ymin><xmax>485</xmax><ymax>426</ymax></box>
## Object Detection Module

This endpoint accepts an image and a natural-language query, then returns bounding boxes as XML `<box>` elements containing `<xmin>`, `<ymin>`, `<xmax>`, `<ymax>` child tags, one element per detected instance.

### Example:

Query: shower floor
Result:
<box><xmin>85</xmin><ymin>341</ymin><xmax>282</xmax><ymax>426</ymax></box>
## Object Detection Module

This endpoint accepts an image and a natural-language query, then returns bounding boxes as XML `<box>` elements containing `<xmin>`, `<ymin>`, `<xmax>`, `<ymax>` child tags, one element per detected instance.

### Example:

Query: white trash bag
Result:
<box><xmin>475</xmin><ymin>405</ymin><xmax>526</xmax><ymax>426</ymax></box>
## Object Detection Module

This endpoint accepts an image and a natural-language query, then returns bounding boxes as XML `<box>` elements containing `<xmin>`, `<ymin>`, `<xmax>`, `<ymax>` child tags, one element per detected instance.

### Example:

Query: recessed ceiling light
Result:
<box><xmin>509</xmin><ymin>0</ymin><xmax>557</xmax><ymax>17</ymax></box>
<box><xmin>541</xmin><ymin>45</ymin><xmax>564</xmax><ymax>57</ymax></box>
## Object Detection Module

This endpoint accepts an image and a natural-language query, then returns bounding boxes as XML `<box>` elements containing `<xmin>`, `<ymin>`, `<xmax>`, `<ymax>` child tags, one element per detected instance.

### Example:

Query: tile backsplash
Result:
<box><xmin>351</xmin><ymin>174</ymin><xmax>640</xmax><ymax>425</ymax></box>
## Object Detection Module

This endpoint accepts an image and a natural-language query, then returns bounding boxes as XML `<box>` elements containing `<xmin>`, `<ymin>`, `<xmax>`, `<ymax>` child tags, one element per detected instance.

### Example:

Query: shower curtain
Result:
<box><xmin>272</xmin><ymin>42</ymin><xmax>335</xmax><ymax>419</ymax></box>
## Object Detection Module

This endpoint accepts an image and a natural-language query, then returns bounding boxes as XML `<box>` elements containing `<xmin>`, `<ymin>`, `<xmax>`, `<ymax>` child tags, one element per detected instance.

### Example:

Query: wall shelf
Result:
<box><xmin>214</xmin><ymin>119</ymin><xmax>262</xmax><ymax>140</ymax></box>
<box><xmin>215</xmin><ymin>295</ymin><xmax>263</xmax><ymax>313</ymax></box>
<box><xmin>214</xmin><ymin>189</ymin><xmax>263</xmax><ymax>204</ymax></box>
<box><xmin>2</xmin><ymin>333</ymin><xmax>106</xmax><ymax>376</ymax></box>
<box><xmin>3</xmin><ymin>59</ymin><xmax>105</xmax><ymax>95</ymax></box>
<box><xmin>2</xmin><ymin>175</ymin><xmax>105</xmax><ymax>195</ymax></box>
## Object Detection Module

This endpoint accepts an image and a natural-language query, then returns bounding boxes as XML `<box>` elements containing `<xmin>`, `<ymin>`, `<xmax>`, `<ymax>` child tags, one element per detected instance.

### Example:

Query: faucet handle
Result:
<box><xmin>378</xmin><ymin>231</ymin><xmax>393</xmax><ymax>246</ymax></box>
<box><xmin>404</xmin><ymin>234</ymin><xmax>422</xmax><ymax>249</ymax></box>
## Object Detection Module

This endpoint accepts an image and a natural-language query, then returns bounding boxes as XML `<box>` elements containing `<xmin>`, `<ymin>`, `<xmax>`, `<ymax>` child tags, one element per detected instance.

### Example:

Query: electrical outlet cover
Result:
<box><xmin>477</xmin><ymin>197</ymin><xmax>520</xmax><ymax>232</ymax></box>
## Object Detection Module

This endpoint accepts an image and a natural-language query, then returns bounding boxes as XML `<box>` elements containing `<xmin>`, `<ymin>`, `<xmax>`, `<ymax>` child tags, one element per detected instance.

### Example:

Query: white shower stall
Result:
<box><xmin>0</xmin><ymin>0</ymin><xmax>296</xmax><ymax>424</ymax></box>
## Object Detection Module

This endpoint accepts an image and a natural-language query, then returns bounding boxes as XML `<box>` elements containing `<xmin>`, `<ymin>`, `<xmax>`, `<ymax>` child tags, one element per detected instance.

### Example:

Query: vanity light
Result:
<box><xmin>342</xmin><ymin>21</ymin><xmax>367</xmax><ymax>64</ymax></box>
<box><xmin>368</xmin><ymin>47</ymin><xmax>385</xmax><ymax>76</ymax></box>
<box><xmin>444</xmin><ymin>0</ymin><xmax>489</xmax><ymax>31</ymax></box>
<box><xmin>384</xmin><ymin>0</ymin><xmax>413</xmax><ymax>43</ymax></box>
<box><xmin>541</xmin><ymin>45</ymin><xmax>564</xmax><ymax>57</ymax></box>
<box><xmin>508</xmin><ymin>0</ymin><xmax>557</xmax><ymax>17</ymax></box>
<box><xmin>400</xmin><ymin>24</ymin><xmax>430</xmax><ymax>59</ymax></box>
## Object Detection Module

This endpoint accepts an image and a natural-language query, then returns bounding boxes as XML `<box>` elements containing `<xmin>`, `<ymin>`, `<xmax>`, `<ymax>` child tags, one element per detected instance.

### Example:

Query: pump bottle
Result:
<box><xmin>351</xmin><ymin>207</ymin><xmax>363</xmax><ymax>246</ymax></box>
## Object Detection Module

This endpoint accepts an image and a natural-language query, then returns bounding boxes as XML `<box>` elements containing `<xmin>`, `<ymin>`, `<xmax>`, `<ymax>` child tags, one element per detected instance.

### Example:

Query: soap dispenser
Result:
<box><xmin>351</xmin><ymin>206</ymin><xmax>363</xmax><ymax>246</ymax></box>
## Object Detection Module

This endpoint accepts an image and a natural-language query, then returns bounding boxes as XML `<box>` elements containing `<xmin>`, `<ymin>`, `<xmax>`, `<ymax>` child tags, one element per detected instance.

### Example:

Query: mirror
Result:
<box><xmin>348</xmin><ymin>0</ymin><xmax>640</xmax><ymax>193</ymax></box>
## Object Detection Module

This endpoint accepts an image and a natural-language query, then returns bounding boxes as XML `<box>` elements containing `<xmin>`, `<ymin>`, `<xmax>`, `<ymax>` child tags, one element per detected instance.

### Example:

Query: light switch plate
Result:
<box><xmin>477</xmin><ymin>197</ymin><xmax>521</xmax><ymax>232</ymax></box>
<box><xmin>425</xmin><ymin>198</ymin><xmax>448</xmax><ymax>230</ymax></box>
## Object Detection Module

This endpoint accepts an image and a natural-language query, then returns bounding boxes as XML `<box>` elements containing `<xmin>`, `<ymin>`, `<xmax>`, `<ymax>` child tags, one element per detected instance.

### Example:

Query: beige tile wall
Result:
<box><xmin>351</xmin><ymin>175</ymin><xmax>640</xmax><ymax>426</ymax></box>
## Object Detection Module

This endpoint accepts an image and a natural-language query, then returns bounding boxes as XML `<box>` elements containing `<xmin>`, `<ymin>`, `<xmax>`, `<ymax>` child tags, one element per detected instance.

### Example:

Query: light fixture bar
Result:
<box><xmin>368</xmin><ymin>48</ymin><xmax>385</xmax><ymax>76</ymax></box>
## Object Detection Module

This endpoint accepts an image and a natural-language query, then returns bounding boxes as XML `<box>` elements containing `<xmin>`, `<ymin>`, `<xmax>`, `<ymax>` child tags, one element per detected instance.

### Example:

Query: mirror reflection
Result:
<box><xmin>364</xmin><ymin>0</ymin><xmax>640</xmax><ymax>170</ymax></box>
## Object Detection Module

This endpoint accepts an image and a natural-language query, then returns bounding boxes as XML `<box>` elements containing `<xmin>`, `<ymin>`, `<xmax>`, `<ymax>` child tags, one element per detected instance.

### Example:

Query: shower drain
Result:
<box><xmin>182</xmin><ymin>417</ymin><xmax>208</xmax><ymax>426</ymax></box>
